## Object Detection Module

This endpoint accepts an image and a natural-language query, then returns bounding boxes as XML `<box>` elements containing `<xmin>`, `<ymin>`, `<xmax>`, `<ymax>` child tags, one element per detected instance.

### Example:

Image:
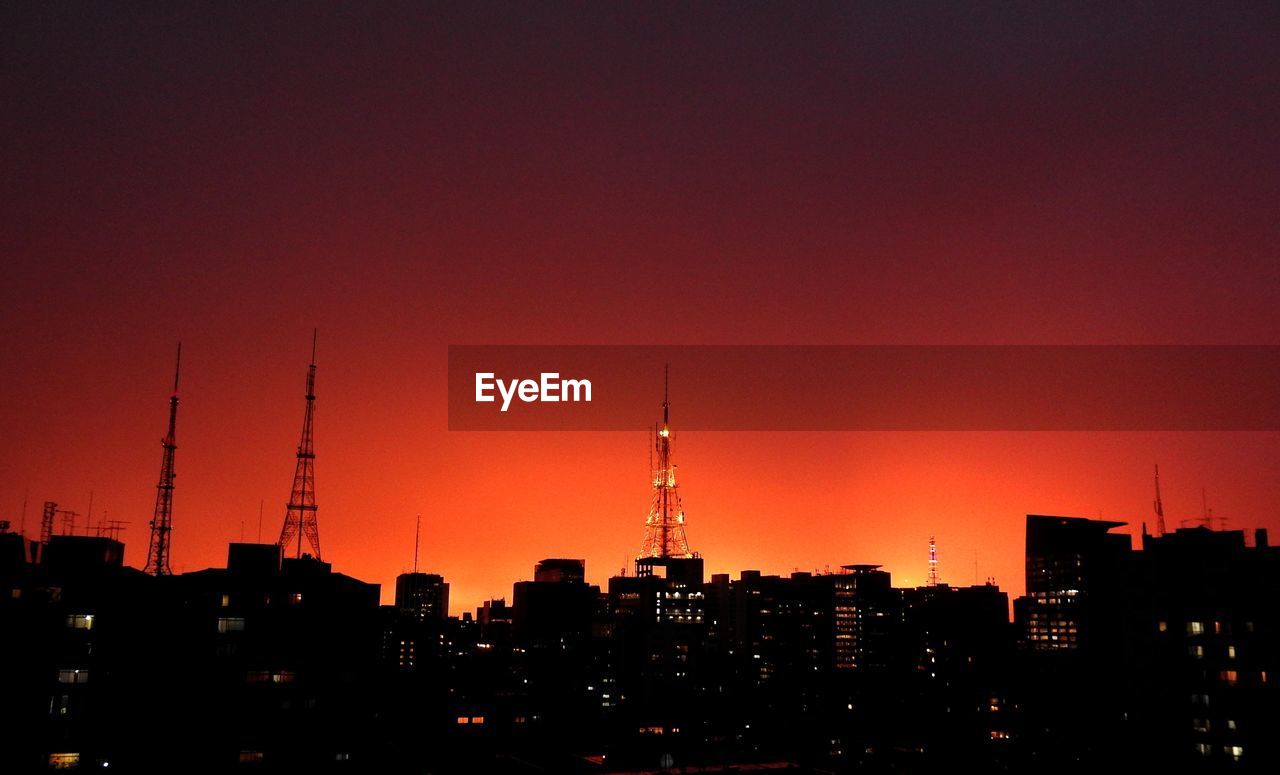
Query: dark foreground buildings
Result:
<box><xmin>2</xmin><ymin>513</ymin><xmax>1279</xmax><ymax>772</ymax></box>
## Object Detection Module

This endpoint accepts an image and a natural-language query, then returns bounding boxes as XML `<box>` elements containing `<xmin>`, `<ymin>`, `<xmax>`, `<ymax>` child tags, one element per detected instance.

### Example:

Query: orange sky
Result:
<box><xmin>2</xmin><ymin>4</ymin><xmax>1278</xmax><ymax>613</ymax></box>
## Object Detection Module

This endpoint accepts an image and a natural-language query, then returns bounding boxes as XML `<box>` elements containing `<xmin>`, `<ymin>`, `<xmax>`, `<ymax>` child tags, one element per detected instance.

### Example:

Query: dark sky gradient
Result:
<box><xmin>2</xmin><ymin>2</ymin><xmax>1278</xmax><ymax>611</ymax></box>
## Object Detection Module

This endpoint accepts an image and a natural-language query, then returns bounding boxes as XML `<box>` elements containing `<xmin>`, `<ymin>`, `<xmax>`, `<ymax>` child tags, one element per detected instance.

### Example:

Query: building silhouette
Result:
<box><xmin>4</xmin><ymin>508</ymin><xmax>1280</xmax><ymax>772</ymax></box>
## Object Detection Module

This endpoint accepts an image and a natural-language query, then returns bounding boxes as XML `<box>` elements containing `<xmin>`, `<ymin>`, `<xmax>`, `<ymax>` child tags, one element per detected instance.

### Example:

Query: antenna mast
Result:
<box><xmin>144</xmin><ymin>343</ymin><xmax>181</xmax><ymax>576</ymax></box>
<box><xmin>1153</xmin><ymin>464</ymin><xmax>1166</xmax><ymax>536</ymax></box>
<box><xmin>278</xmin><ymin>330</ymin><xmax>322</xmax><ymax>559</ymax></box>
<box><xmin>927</xmin><ymin>535</ymin><xmax>940</xmax><ymax>586</ymax></box>
<box><xmin>414</xmin><ymin>513</ymin><xmax>421</xmax><ymax>573</ymax></box>
<box><xmin>639</xmin><ymin>365</ymin><xmax>692</xmax><ymax>561</ymax></box>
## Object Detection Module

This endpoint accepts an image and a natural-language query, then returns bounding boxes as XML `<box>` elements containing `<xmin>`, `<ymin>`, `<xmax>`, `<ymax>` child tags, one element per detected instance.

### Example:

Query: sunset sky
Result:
<box><xmin>3</xmin><ymin>3</ymin><xmax>1278</xmax><ymax>613</ymax></box>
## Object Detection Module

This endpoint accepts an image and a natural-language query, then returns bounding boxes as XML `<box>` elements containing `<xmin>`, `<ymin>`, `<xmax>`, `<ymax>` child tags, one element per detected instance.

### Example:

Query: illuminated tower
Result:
<box><xmin>638</xmin><ymin>367</ymin><xmax>693</xmax><ymax>561</ymax></box>
<box><xmin>278</xmin><ymin>331</ymin><xmax>322</xmax><ymax>559</ymax></box>
<box><xmin>144</xmin><ymin>344</ymin><xmax>181</xmax><ymax>576</ymax></box>
<box><xmin>927</xmin><ymin>535</ymin><xmax>940</xmax><ymax>586</ymax></box>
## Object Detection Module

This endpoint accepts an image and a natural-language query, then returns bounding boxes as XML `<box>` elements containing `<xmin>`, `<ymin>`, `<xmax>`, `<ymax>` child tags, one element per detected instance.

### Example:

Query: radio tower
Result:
<box><xmin>1153</xmin><ymin>464</ymin><xmax>1166</xmax><ymax>536</ymax></box>
<box><xmin>927</xmin><ymin>535</ymin><xmax>940</xmax><ymax>586</ymax></box>
<box><xmin>144</xmin><ymin>344</ymin><xmax>181</xmax><ymax>576</ymax></box>
<box><xmin>278</xmin><ymin>331</ymin><xmax>322</xmax><ymax>559</ymax></box>
<box><xmin>639</xmin><ymin>366</ymin><xmax>693</xmax><ymax>560</ymax></box>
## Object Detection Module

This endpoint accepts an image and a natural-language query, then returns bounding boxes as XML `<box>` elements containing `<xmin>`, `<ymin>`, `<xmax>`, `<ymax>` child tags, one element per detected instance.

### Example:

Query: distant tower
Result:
<box><xmin>40</xmin><ymin>501</ymin><xmax>57</xmax><ymax>546</ymax></box>
<box><xmin>278</xmin><ymin>331</ymin><xmax>322</xmax><ymax>559</ymax></box>
<box><xmin>638</xmin><ymin>366</ymin><xmax>693</xmax><ymax>560</ymax></box>
<box><xmin>1153</xmin><ymin>464</ymin><xmax>1166</xmax><ymax>536</ymax></box>
<box><xmin>927</xmin><ymin>535</ymin><xmax>940</xmax><ymax>586</ymax></box>
<box><xmin>144</xmin><ymin>344</ymin><xmax>181</xmax><ymax>576</ymax></box>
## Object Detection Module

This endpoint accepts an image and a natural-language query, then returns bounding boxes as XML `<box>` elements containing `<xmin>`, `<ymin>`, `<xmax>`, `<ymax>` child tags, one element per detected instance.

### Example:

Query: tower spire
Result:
<box><xmin>144</xmin><ymin>343</ymin><xmax>181</xmax><ymax>576</ymax></box>
<box><xmin>663</xmin><ymin>363</ymin><xmax>669</xmax><ymax>425</ymax></box>
<box><xmin>927</xmin><ymin>535</ymin><xmax>940</xmax><ymax>586</ymax></box>
<box><xmin>278</xmin><ymin>330</ymin><xmax>322</xmax><ymax>559</ymax></box>
<box><xmin>1153</xmin><ymin>464</ymin><xmax>1166</xmax><ymax>536</ymax></box>
<box><xmin>639</xmin><ymin>366</ymin><xmax>692</xmax><ymax>561</ymax></box>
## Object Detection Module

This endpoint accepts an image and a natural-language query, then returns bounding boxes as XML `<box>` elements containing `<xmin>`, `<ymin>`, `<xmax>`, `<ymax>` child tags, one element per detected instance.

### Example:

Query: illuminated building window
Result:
<box><xmin>1220</xmin><ymin>670</ymin><xmax>1238</xmax><ymax>685</ymax></box>
<box><xmin>271</xmin><ymin>670</ymin><xmax>296</xmax><ymax>684</ymax></box>
<box><xmin>1195</xmin><ymin>743</ymin><xmax>1211</xmax><ymax>756</ymax></box>
<box><xmin>1189</xmin><ymin>644</ymin><xmax>1205</xmax><ymax>658</ymax></box>
<box><xmin>220</xmin><ymin>594</ymin><xmax>230</xmax><ymax>607</ymax></box>
<box><xmin>57</xmin><ymin>669</ymin><xmax>88</xmax><ymax>684</ymax></box>
<box><xmin>49</xmin><ymin>695</ymin><xmax>71</xmax><ymax>717</ymax></box>
<box><xmin>470</xmin><ymin>716</ymin><xmax>485</xmax><ymax>725</ymax></box>
<box><xmin>1157</xmin><ymin>620</ymin><xmax>1168</xmax><ymax>632</ymax></box>
<box><xmin>1227</xmin><ymin>719</ymin><xmax>1237</xmax><ymax>731</ymax></box>
<box><xmin>1228</xmin><ymin>745</ymin><xmax>1243</xmax><ymax>761</ymax></box>
<box><xmin>239</xmin><ymin>751</ymin><xmax>264</xmax><ymax>763</ymax></box>
<box><xmin>289</xmin><ymin>592</ymin><xmax>303</xmax><ymax>604</ymax></box>
<box><xmin>456</xmin><ymin>716</ymin><xmax>470</xmax><ymax>725</ymax></box>
<box><xmin>1227</xmin><ymin>645</ymin><xmax>1237</xmax><ymax>659</ymax></box>
<box><xmin>217</xmin><ymin>617</ymin><xmax>246</xmax><ymax>633</ymax></box>
<box><xmin>48</xmin><ymin>753</ymin><xmax>80</xmax><ymax>769</ymax></box>
<box><xmin>1188</xmin><ymin>621</ymin><xmax>1205</xmax><ymax>635</ymax></box>
<box><xmin>65</xmin><ymin>614</ymin><xmax>94</xmax><ymax>630</ymax></box>
<box><xmin>1192</xmin><ymin>718</ymin><xmax>1210</xmax><ymax>733</ymax></box>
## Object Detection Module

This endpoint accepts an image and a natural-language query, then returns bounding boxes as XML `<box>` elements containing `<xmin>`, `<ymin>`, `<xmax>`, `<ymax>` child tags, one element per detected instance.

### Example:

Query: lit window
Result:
<box><xmin>456</xmin><ymin>716</ymin><xmax>470</xmax><ymax>725</ymax></box>
<box><xmin>239</xmin><ymin>751</ymin><xmax>264</xmax><ymax>763</ymax></box>
<box><xmin>220</xmin><ymin>594</ymin><xmax>230</xmax><ymax>607</ymax></box>
<box><xmin>48</xmin><ymin>753</ymin><xmax>80</xmax><ymax>769</ymax></box>
<box><xmin>289</xmin><ymin>592</ymin><xmax>303</xmax><ymax>604</ymax></box>
<box><xmin>1227</xmin><ymin>645</ymin><xmax>1237</xmax><ymax>659</ymax></box>
<box><xmin>1220</xmin><ymin>670</ymin><xmax>1238</xmax><ymax>685</ymax></box>
<box><xmin>57</xmin><ymin>669</ymin><xmax>88</xmax><ymax>684</ymax></box>
<box><xmin>217</xmin><ymin>617</ymin><xmax>246</xmax><ymax>633</ymax></box>
<box><xmin>1188</xmin><ymin>621</ymin><xmax>1205</xmax><ymax>635</ymax></box>
<box><xmin>65</xmin><ymin>614</ymin><xmax>94</xmax><ymax>630</ymax></box>
<box><xmin>1228</xmin><ymin>745</ymin><xmax>1243</xmax><ymax>761</ymax></box>
<box><xmin>1190</xmin><ymin>645</ymin><xmax>1205</xmax><ymax>658</ymax></box>
<box><xmin>49</xmin><ymin>695</ymin><xmax>71</xmax><ymax>717</ymax></box>
<box><xmin>1195</xmin><ymin>743</ymin><xmax>1211</xmax><ymax>756</ymax></box>
<box><xmin>1157</xmin><ymin>621</ymin><xmax>1168</xmax><ymax>632</ymax></box>
<box><xmin>470</xmin><ymin>716</ymin><xmax>485</xmax><ymax>725</ymax></box>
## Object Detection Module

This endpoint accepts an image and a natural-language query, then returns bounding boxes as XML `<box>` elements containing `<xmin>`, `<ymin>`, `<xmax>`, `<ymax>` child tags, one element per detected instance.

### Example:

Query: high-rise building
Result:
<box><xmin>1016</xmin><ymin>514</ymin><xmax>1130</xmax><ymax>652</ymax></box>
<box><xmin>394</xmin><ymin>572</ymin><xmax>449</xmax><ymax>621</ymax></box>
